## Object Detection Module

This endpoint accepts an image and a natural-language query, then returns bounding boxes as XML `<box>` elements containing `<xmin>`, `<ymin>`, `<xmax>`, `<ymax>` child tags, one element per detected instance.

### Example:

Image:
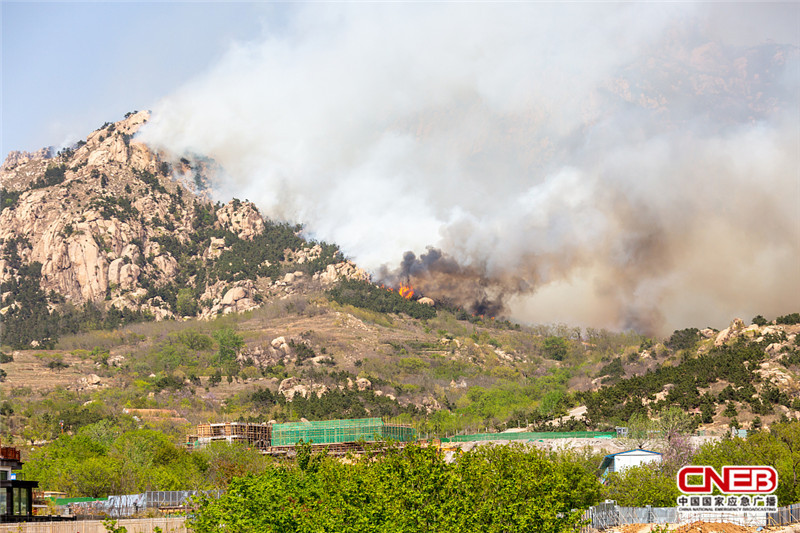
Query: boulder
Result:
<box><xmin>715</xmin><ymin>318</ymin><xmax>746</xmax><ymax>346</ymax></box>
<box><xmin>153</xmin><ymin>254</ymin><xmax>178</xmax><ymax>278</ymax></box>
<box><xmin>222</xmin><ymin>286</ymin><xmax>247</xmax><ymax>306</ymax></box>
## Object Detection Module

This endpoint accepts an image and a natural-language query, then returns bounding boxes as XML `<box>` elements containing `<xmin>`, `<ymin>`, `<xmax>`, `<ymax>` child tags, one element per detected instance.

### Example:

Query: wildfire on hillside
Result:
<box><xmin>380</xmin><ymin>283</ymin><xmax>416</xmax><ymax>300</ymax></box>
<box><xmin>398</xmin><ymin>284</ymin><xmax>414</xmax><ymax>300</ymax></box>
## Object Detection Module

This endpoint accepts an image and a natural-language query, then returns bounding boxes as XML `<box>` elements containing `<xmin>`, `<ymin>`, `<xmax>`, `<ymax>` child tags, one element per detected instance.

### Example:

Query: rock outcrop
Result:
<box><xmin>0</xmin><ymin>111</ymin><xmax>383</xmax><ymax>349</ymax></box>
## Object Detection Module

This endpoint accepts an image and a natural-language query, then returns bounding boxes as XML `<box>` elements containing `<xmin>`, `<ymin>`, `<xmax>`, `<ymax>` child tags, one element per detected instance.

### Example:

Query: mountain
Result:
<box><xmin>0</xmin><ymin>111</ymin><xmax>366</xmax><ymax>349</ymax></box>
<box><xmin>0</xmin><ymin>113</ymin><xmax>798</xmax><ymax>448</ymax></box>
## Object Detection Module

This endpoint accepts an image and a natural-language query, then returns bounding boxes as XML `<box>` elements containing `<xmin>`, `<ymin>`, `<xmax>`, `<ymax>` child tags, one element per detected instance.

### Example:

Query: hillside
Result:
<box><xmin>0</xmin><ymin>113</ymin><xmax>799</xmax><ymax>451</ymax></box>
<box><xmin>0</xmin><ymin>111</ymin><xmax>365</xmax><ymax>349</ymax></box>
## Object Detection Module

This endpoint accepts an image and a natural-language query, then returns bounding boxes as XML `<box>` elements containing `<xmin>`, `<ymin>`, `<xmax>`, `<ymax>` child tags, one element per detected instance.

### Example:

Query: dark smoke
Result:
<box><xmin>380</xmin><ymin>247</ymin><xmax>515</xmax><ymax>318</ymax></box>
<box><xmin>138</xmin><ymin>4</ymin><xmax>800</xmax><ymax>335</ymax></box>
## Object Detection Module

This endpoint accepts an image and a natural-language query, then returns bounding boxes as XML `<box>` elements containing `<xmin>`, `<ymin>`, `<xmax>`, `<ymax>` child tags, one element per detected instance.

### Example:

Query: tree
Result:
<box><xmin>624</xmin><ymin>412</ymin><xmax>653</xmax><ymax>449</ymax></box>
<box><xmin>656</xmin><ymin>407</ymin><xmax>695</xmax><ymax>441</ymax></box>
<box><xmin>604</xmin><ymin>462</ymin><xmax>680</xmax><ymax>506</ymax></box>
<box><xmin>197</xmin><ymin>442</ymin><xmax>269</xmax><ymax>488</ymax></box>
<box><xmin>212</xmin><ymin>328</ymin><xmax>243</xmax><ymax>364</ymax></box>
<box><xmin>176</xmin><ymin>288</ymin><xmax>198</xmax><ymax>317</ymax></box>
<box><xmin>666</xmin><ymin>328</ymin><xmax>700</xmax><ymax>352</ymax></box>
<box><xmin>189</xmin><ymin>443</ymin><xmax>601</xmax><ymax>533</ymax></box>
<box><xmin>694</xmin><ymin>421</ymin><xmax>800</xmax><ymax>505</ymax></box>
<box><xmin>543</xmin><ymin>337</ymin><xmax>568</xmax><ymax>361</ymax></box>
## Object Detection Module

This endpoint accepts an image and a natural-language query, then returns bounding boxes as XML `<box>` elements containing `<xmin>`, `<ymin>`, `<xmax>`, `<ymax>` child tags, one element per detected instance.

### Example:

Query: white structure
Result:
<box><xmin>600</xmin><ymin>449</ymin><xmax>662</xmax><ymax>478</ymax></box>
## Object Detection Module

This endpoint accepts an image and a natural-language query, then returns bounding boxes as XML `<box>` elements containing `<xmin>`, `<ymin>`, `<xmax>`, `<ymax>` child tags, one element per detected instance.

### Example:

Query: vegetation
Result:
<box><xmin>0</xmin><ymin>188</ymin><xmax>21</xmax><ymax>212</ymax></box>
<box><xmin>190</xmin><ymin>443</ymin><xmax>600</xmax><ymax>533</ymax></box>
<box><xmin>328</xmin><ymin>279</ymin><xmax>437</xmax><ymax>320</ymax></box>
<box><xmin>604</xmin><ymin>420</ymin><xmax>800</xmax><ymax>507</ymax></box>
<box><xmin>777</xmin><ymin>313</ymin><xmax>800</xmax><ymax>325</ymax></box>
<box><xmin>21</xmin><ymin>424</ymin><xmax>269</xmax><ymax>496</ymax></box>
<box><xmin>31</xmin><ymin>164</ymin><xmax>67</xmax><ymax>189</ymax></box>
<box><xmin>0</xmin><ymin>259</ymin><xmax>152</xmax><ymax>349</ymax></box>
<box><xmin>582</xmin><ymin>338</ymin><xmax>781</xmax><ymax>424</ymax></box>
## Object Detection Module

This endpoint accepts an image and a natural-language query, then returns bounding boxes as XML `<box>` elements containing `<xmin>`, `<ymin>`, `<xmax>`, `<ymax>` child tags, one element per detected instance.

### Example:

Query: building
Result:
<box><xmin>599</xmin><ymin>449</ymin><xmax>662</xmax><ymax>480</ymax></box>
<box><xmin>1</xmin><ymin>442</ymin><xmax>37</xmax><ymax>522</ymax></box>
<box><xmin>186</xmin><ymin>418</ymin><xmax>417</xmax><ymax>456</ymax></box>
<box><xmin>186</xmin><ymin>422</ymin><xmax>272</xmax><ymax>451</ymax></box>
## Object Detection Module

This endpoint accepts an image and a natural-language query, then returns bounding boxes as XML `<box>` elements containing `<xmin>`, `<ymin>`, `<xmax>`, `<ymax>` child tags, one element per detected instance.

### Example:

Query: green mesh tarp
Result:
<box><xmin>55</xmin><ymin>497</ymin><xmax>105</xmax><ymax>505</ymax></box>
<box><xmin>440</xmin><ymin>430</ymin><xmax>616</xmax><ymax>443</ymax></box>
<box><xmin>271</xmin><ymin>417</ymin><xmax>416</xmax><ymax>446</ymax></box>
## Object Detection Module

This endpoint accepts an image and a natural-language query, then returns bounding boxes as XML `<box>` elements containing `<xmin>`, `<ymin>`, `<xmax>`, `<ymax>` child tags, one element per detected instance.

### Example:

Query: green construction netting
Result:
<box><xmin>271</xmin><ymin>417</ymin><xmax>416</xmax><ymax>446</ymax></box>
<box><xmin>55</xmin><ymin>497</ymin><xmax>105</xmax><ymax>505</ymax></box>
<box><xmin>440</xmin><ymin>431</ymin><xmax>616</xmax><ymax>443</ymax></box>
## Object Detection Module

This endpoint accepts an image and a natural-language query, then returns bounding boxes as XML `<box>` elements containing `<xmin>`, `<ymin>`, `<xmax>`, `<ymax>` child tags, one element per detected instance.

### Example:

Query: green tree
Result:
<box><xmin>197</xmin><ymin>442</ymin><xmax>269</xmax><ymax>488</ymax></box>
<box><xmin>656</xmin><ymin>407</ymin><xmax>695</xmax><ymax>440</ymax></box>
<box><xmin>543</xmin><ymin>337</ymin><xmax>568</xmax><ymax>361</ymax></box>
<box><xmin>603</xmin><ymin>462</ymin><xmax>680</xmax><ymax>506</ymax></box>
<box><xmin>212</xmin><ymin>328</ymin><xmax>244</xmax><ymax>364</ymax></box>
<box><xmin>176</xmin><ymin>288</ymin><xmax>198</xmax><ymax>316</ymax></box>
<box><xmin>189</xmin><ymin>443</ymin><xmax>600</xmax><ymax>533</ymax></box>
<box><xmin>624</xmin><ymin>412</ymin><xmax>653</xmax><ymax>449</ymax></box>
<box><xmin>694</xmin><ymin>421</ymin><xmax>800</xmax><ymax>505</ymax></box>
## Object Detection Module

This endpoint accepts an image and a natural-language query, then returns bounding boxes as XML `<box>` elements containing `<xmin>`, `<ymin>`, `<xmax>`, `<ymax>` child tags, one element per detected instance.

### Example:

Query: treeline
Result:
<box><xmin>605</xmin><ymin>420</ymin><xmax>800</xmax><ymax>507</ymax></box>
<box><xmin>0</xmin><ymin>260</ymin><xmax>151</xmax><ymax>349</ymax></box>
<box><xmin>21</xmin><ymin>424</ymin><xmax>270</xmax><ymax>497</ymax></box>
<box><xmin>190</xmin><ymin>443</ymin><xmax>600</xmax><ymax>533</ymax></box>
<box><xmin>581</xmin><ymin>337</ymin><xmax>791</xmax><ymax>425</ymax></box>
<box><xmin>0</xmin><ymin>195</ymin><xmax>342</xmax><ymax>347</ymax></box>
<box><xmin>327</xmin><ymin>279</ymin><xmax>437</xmax><ymax>320</ymax></box>
<box><xmin>249</xmin><ymin>386</ymin><xmax>418</xmax><ymax>421</ymax></box>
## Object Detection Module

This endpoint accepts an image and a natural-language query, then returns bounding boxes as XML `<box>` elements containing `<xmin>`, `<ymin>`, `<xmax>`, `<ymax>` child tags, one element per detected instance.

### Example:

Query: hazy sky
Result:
<box><xmin>3</xmin><ymin>2</ymin><xmax>799</xmax><ymax>334</ymax></box>
<box><xmin>1</xmin><ymin>2</ymin><xmax>284</xmax><ymax>157</ymax></box>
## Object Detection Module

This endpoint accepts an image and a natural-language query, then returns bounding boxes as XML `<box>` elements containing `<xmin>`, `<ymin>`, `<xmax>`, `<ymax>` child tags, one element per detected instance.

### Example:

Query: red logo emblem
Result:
<box><xmin>677</xmin><ymin>466</ymin><xmax>778</xmax><ymax>494</ymax></box>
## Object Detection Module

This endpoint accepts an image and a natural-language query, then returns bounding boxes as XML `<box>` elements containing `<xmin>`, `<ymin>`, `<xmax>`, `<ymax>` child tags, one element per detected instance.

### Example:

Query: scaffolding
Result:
<box><xmin>188</xmin><ymin>422</ymin><xmax>271</xmax><ymax>451</ymax></box>
<box><xmin>271</xmin><ymin>417</ymin><xmax>415</xmax><ymax>447</ymax></box>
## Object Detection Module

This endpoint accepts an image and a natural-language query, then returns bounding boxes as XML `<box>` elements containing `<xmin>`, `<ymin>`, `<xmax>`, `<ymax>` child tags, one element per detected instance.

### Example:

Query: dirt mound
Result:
<box><xmin>673</xmin><ymin>521</ymin><xmax>753</xmax><ymax>533</ymax></box>
<box><xmin>620</xmin><ymin>524</ymin><xmax>650</xmax><ymax>533</ymax></box>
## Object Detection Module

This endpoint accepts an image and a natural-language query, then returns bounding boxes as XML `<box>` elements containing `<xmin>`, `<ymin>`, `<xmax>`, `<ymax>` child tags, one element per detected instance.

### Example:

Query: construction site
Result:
<box><xmin>186</xmin><ymin>417</ymin><xmax>416</xmax><ymax>456</ymax></box>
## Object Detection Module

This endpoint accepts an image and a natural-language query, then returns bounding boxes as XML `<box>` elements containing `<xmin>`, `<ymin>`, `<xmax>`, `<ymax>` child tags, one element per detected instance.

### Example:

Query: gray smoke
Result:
<box><xmin>138</xmin><ymin>3</ymin><xmax>800</xmax><ymax>335</ymax></box>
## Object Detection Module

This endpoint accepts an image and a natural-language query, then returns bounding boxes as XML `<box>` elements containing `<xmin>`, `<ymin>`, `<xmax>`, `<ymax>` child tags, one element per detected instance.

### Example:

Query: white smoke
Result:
<box><xmin>138</xmin><ymin>3</ymin><xmax>800</xmax><ymax>334</ymax></box>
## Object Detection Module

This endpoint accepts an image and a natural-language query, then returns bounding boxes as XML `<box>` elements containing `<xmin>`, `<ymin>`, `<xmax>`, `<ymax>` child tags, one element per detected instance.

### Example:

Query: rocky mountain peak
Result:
<box><xmin>1</xmin><ymin>147</ymin><xmax>54</xmax><ymax>172</ymax></box>
<box><xmin>0</xmin><ymin>112</ymin><xmax>366</xmax><ymax>349</ymax></box>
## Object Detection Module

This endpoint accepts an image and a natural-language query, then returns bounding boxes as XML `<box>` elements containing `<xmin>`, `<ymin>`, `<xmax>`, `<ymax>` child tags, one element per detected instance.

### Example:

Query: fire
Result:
<box><xmin>398</xmin><ymin>284</ymin><xmax>415</xmax><ymax>299</ymax></box>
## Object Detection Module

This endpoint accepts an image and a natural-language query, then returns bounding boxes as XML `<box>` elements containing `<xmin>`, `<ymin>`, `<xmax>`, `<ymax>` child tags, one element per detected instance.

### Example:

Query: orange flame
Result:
<box><xmin>398</xmin><ymin>284</ymin><xmax>415</xmax><ymax>299</ymax></box>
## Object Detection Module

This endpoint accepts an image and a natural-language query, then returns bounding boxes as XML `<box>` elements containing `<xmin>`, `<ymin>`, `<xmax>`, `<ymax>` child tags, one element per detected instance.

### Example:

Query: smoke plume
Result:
<box><xmin>138</xmin><ymin>4</ymin><xmax>800</xmax><ymax>335</ymax></box>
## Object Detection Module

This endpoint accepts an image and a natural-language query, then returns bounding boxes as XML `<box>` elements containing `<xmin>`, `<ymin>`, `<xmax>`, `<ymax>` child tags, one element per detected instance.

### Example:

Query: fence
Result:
<box><xmin>0</xmin><ymin>517</ymin><xmax>187</xmax><ymax>533</ymax></box>
<box><xmin>581</xmin><ymin>501</ymin><xmax>800</xmax><ymax>530</ymax></box>
<box><xmin>580</xmin><ymin>502</ymin><xmax>677</xmax><ymax>530</ymax></box>
<box><xmin>66</xmin><ymin>490</ymin><xmax>221</xmax><ymax>518</ymax></box>
<box><xmin>769</xmin><ymin>503</ymin><xmax>800</xmax><ymax>526</ymax></box>
<box><xmin>440</xmin><ymin>430</ymin><xmax>616</xmax><ymax>443</ymax></box>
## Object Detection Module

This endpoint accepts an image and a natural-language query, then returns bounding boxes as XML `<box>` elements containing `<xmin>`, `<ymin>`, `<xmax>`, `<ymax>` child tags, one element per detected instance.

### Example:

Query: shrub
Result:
<box><xmin>665</xmin><ymin>328</ymin><xmax>700</xmax><ymax>352</ymax></box>
<box><xmin>327</xmin><ymin>279</ymin><xmax>436</xmax><ymax>320</ymax></box>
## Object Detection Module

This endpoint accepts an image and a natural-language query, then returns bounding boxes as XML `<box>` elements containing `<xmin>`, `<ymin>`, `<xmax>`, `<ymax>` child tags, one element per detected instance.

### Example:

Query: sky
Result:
<box><xmin>1</xmin><ymin>2</ymin><xmax>282</xmax><ymax>157</ymax></box>
<box><xmin>3</xmin><ymin>2</ymin><xmax>799</xmax><ymax>335</ymax></box>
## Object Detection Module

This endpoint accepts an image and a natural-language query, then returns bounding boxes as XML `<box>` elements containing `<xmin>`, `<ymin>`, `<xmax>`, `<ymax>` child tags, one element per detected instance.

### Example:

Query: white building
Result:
<box><xmin>600</xmin><ymin>449</ymin><xmax>662</xmax><ymax>479</ymax></box>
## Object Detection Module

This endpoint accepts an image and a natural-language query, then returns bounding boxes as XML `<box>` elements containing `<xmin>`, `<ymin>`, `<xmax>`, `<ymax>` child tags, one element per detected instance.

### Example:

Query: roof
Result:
<box><xmin>604</xmin><ymin>449</ymin><xmax>662</xmax><ymax>459</ymax></box>
<box><xmin>599</xmin><ymin>449</ymin><xmax>663</xmax><ymax>473</ymax></box>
